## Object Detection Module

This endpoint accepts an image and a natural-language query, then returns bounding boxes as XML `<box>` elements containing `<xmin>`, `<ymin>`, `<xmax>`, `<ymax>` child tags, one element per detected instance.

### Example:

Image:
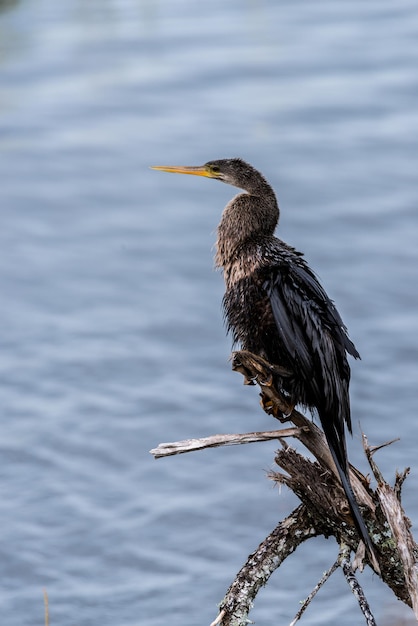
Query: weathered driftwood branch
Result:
<box><xmin>364</xmin><ymin>434</ymin><xmax>418</xmax><ymax>616</ymax></box>
<box><xmin>149</xmin><ymin>427</ymin><xmax>302</xmax><ymax>458</ymax></box>
<box><xmin>288</xmin><ymin>557</ymin><xmax>340</xmax><ymax>626</ymax></box>
<box><xmin>229</xmin><ymin>350</ymin><xmax>418</xmax><ymax>618</ymax></box>
<box><xmin>339</xmin><ymin>544</ymin><xmax>376</xmax><ymax>626</ymax></box>
<box><xmin>214</xmin><ymin>505</ymin><xmax>321</xmax><ymax>626</ymax></box>
<box><xmin>150</xmin><ymin>349</ymin><xmax>418</xmax><ymax>624</ymax></box>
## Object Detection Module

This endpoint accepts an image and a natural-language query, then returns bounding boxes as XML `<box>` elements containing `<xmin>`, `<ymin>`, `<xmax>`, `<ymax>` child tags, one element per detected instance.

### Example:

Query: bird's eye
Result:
<box><xmin>211</xmin><ymin>164</ymin><xmax>220</xmax><ymax>173</ymax></box>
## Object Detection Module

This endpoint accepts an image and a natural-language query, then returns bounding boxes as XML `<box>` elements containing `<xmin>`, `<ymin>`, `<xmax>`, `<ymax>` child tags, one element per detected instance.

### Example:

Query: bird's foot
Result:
<box><xmin>260</xmin><ymin>393</ymin><xmax>294</xmax><ymax>421</ymax></box>
<box><xmin>232</xmin><ymin>350</ymin><xmax>290</xmax><ymax>384</ymax></box>
<box><xmin>231</xmin><ymin>352</ymin><xmax>258</xmax><ymax>385</ymax></box>
<box><xmin>232</xmin><ymin>350</ymin><xmax>294</xmax><ymax>419</ymax></box>
<box><xmin>258</xmin><ymin>372</ymin><xmax>274</xmax><ymax>387</ymax></box>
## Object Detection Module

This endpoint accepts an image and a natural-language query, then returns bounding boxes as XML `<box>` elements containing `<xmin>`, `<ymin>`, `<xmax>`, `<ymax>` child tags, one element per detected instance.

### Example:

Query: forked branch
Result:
<box><xmin>150</xmin><ymin>350</ymin><xmax>418</xmax><ymax>624</ymax></box>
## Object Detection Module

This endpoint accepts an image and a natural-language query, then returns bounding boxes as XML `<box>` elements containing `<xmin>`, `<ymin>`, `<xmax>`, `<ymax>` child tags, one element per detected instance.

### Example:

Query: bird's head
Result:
<box><xmin>151</xmin><ymin>158</ymin><xmax>266</xmax><ymax>193</ymax></box>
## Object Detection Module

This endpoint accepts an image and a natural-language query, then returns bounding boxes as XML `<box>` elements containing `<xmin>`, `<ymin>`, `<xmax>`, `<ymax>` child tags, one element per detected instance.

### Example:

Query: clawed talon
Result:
<box><xmin>234</xmin><ymin>350</ymin><xmax>295</xmax><ymax>420</ymax></box>
<box><xmin>260</xmin><ymin>392</ymin><xmax>294</xmax><ymax>421</ymax></box>
<box><xmin>261</xmin><ymin>398</ymin><xmax>275</xmax><ymax>412</ymax></box>
<box><xmin>275</xmin><ymin>408</ymin><xmax>294</xmax><ymax>422</ymax></box>
<box><xmin>258</xmin><ymin>373</ymin><xmax>273</xmax><ymax>387</ymax></box>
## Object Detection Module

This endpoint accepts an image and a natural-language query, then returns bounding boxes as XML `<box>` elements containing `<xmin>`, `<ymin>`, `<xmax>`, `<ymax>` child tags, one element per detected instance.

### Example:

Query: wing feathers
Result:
<box><xmin>264</xmin><ymin>260</ymin><xmax>356</xmax><ymax>431</ymax></box>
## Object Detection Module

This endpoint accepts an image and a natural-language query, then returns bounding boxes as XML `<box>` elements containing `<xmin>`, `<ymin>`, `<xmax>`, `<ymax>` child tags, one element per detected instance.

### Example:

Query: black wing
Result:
<box><xmin>264</xmin><ymin>259</ymin><xmax>359</xmax><ymax>430</ymax></box>
<box><xmin>264</xmin><ymin>256</ymin><xmax>377</xmax><ymax>567</ymax></box>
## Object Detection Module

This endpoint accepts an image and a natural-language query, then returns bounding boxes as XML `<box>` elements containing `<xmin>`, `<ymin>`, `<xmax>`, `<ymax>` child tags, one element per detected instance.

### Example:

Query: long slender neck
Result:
<box><xmin>215</xmin><ymin>180</ymin><xmax>279</xmax><ymax>269</ymax></box>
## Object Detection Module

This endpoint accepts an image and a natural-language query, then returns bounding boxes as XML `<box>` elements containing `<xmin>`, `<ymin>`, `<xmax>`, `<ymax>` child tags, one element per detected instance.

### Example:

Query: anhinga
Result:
<box><xmin>151</xmin><ymin>158</ymin><xmax>377</xmax><ymax>566</ymax></box>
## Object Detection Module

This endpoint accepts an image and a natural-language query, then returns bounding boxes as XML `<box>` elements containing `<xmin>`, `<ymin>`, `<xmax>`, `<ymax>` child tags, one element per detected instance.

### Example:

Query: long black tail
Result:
<box><xmin>321</xmin><ymin>420</ymin><xmax>380</xmax><ymax>572</ymax></box>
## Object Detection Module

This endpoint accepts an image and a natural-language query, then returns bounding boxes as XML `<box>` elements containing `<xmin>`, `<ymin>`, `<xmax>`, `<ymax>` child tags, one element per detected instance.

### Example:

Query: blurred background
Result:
<box><xmin>1</xmin><ymin>0</ymin><xmax>418</xmax><ymax>624</ymax></box>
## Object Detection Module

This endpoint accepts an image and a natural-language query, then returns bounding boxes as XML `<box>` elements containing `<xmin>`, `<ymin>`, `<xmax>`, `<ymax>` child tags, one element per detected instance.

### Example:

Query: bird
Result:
<box><xmin>151</xmin><ymin>157</ymin><xmax>377</xmax><ymax>567</ymax></box>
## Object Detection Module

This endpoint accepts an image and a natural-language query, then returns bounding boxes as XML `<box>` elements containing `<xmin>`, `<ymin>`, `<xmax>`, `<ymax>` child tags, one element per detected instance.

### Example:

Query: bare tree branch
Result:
<box><xmin>364</xmin><ymin>434</ymin><xmax>418</xmax><ymax>619</ymax></box>
<box><xmin>150</xmin><ymin>427</ymin><xmax>302</xmax><ymax>458</ymax></box>
<box><xmin>150</xmin><ymin>349</ymin><xmax>418</xmax><ymax>624</ymax></box>
<box><xmin>340</xmin><ymin>544</ymin><xmax>376</xmax><ymax>626</ymax></box>
<box><xmin>217</xmin><ymin>505</ymin><xmax>321</xmax><ymax>626</ymax></box>
<box><xmin>289</xmin><ymin>558</ymin><xmax>340</xmax><ymax>626</ymax></box>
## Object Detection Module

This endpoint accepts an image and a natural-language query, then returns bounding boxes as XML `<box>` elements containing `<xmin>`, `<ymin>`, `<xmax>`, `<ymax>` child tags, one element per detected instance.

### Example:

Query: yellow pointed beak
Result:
<box><xmin>150</xmin><ymin>165</ymin><xmax>214</xmax><ymax>178</ymax></box>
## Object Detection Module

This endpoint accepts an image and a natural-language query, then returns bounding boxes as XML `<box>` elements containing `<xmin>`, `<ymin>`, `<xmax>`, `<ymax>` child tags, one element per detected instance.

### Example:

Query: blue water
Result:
<box><xmin>1</xmin><ymin>1</ymin><xmax>418</xmax><ymax>624</ymax></box>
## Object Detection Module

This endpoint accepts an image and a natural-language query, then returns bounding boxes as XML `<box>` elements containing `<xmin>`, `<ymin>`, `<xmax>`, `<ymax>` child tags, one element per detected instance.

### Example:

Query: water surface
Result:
<box><xmin>1</xmin><ymin>1</ymin><xmax>418</xmax><ymax>624</ymax></box>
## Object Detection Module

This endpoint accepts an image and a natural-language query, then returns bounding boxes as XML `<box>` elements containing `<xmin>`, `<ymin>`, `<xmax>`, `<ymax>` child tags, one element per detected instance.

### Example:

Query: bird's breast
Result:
<box><xmin>222</xmin><ymin>246</ymin><xmax>265</xmax><ymax>288</ymax></box>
